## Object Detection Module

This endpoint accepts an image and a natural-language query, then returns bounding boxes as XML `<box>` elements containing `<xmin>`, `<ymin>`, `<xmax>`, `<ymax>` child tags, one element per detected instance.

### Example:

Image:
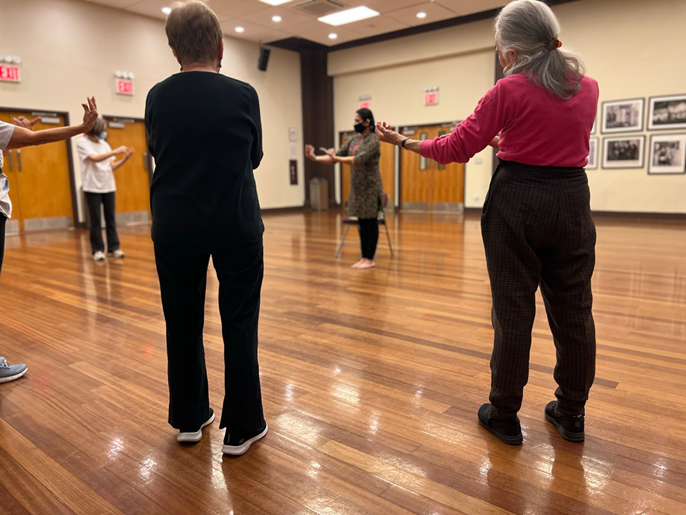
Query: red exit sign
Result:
<box><xmin>116</xmin><ymin>79</ymin><xmax>134</xmax><ymax>95</ymax></box>
<box><xmin>424</xmin><ymin>92</ymin><xmax>439</xmax><ymax>106</ymax></box>
<box><xmin>359</xmin><ymin>101</ymin><xmax>370</xmax><ymax>109</ymax></box>
<box><xmin>0</xmin><ymin>65</ymin><xmax>21</xmax><ymax>83</ymax></box>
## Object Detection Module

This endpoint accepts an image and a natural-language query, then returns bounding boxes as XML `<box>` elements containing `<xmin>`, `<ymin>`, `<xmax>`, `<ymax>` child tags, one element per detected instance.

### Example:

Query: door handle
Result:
<box><xmin>143</xmin><ymin>152</ymin><xmax>149</xmax><ymax>172</ymax></box>
<box><xmin>7</xmin><ymin>150</ymin><xmax>13</xmax><ymax>172</ymax></box>
<box><xmin>16</xmin><ymin>149</ymin><xmax>22</xmax><ymax>172</ymax></box>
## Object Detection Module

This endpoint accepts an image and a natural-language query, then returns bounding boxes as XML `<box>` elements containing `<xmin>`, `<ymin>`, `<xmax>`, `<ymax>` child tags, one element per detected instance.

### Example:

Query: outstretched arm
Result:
<box><xmin>6</xmin><ymin>98</ymin><xmax>99</xmax><ymax>150</ymax></box>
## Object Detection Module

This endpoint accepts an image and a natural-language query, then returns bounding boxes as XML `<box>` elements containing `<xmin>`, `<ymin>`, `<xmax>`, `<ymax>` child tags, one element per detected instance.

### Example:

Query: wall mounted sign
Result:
<box><xmin>116</xmin><ymin>79</ymin><xmax>134</xmax><ymax>95</ymax></box>
<box><xmin>0</xmin><ymin>65</ymin><xmax>20</xmax><ymax>83</ymax></box>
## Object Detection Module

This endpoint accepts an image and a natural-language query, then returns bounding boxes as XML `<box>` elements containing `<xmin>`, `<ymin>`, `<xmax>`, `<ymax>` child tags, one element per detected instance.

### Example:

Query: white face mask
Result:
<box><xmin>98</xmin><ymin>131</ymin><xmax>108</xmax><ymax>141</ymax></box>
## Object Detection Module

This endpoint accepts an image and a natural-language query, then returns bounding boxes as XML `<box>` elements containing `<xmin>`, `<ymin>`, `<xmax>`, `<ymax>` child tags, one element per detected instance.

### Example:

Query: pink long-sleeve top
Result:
<box><xmin>420</xmin><ymin>73</ymin><xmax>599</xmax><ymax>168</ymax></box>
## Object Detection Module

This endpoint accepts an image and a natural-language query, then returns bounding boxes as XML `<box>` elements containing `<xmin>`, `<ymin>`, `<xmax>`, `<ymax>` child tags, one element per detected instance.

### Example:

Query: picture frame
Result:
<box><xmin>648</xmin><ymin>133</ymin><xmax>686</xmax><ymax>174</ymax></box>
<box><xmin>648</xmin><ymin>94</ymin><xmax>686</xmax><ymax>131</ymax></box>
<box><xmin>601</xmin><ymin>98</ymin><xmax>645</xmax><ymax>134</ymax></box>
<box><xmin>587</xmin><ymin>137</ymin><xmax>599</xmax><ymax>169</ymax></box>
<box><xmin>602</xmin><ymin>136</ymin><xmax>645</xmax><ymax>169</ymax></box>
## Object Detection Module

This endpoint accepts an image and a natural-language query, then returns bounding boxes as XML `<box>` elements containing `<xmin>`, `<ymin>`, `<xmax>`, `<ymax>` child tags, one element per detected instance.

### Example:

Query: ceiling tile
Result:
<box><xmin>91</xmin><ymin>0</ymin><xmax>145</xmax><ymax>10</ymax></box>
<box><xmin>209</xmin><ymin>0</ymin><xmax>271</xmax><ymax>18</ymax></box>
<box><xmin>362</xmin><ymin>0</ymin><xmax>431</xmax><ymax>14</ymax></box>
<box><xmin>239</xmin><ymin>5</ymin><xmax>314</xmax><ymax>29</ymax></box>
<box><xmin>385</xmin><ymin>2</ymin><xmax>459</xmax><ymax>27</ymax></box>
<box><xmin>124</xmin><ymin>0</ymin><xmax>170</xmax><ymax>20</ymax></box>
<box><xmin>345</xmin><ymin>16</ymin><xmax>411</xmax><ymax>39</ymax></box>
<box><xmin>435</xmin><ymin>0</ymin><xmax>508</xmax><ymax>16</ymax></box>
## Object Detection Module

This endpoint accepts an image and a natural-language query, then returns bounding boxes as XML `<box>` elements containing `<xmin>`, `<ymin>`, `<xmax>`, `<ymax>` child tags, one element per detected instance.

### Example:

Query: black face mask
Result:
<box><xmin>354</xmin><ymin>122</ymin><xmax>367</xmax><ymax>134</ymax></box>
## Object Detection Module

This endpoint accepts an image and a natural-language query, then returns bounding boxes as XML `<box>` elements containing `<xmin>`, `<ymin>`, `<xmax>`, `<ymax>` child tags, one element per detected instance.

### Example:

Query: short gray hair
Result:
<box><xmin>495</xmin><ymin>0</ymin><xmax>584</xmax><ymax>100</ymax></box>
<box><xmin>87</xmin><ymin>117</ymin><xmax>106</xmax><ymax>137</ymax></box>
<box><xmin>166</xmin><ymin>1</ymin><xmax>223</xmax><ymax>66</ymax></box>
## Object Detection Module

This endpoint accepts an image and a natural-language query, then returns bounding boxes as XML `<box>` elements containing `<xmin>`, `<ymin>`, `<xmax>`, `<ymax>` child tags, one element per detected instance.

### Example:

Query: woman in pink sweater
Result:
<box><xmin>377</xmin><ymin>0</ymin><xmax>598</xmax><ymax>445</ymax></box>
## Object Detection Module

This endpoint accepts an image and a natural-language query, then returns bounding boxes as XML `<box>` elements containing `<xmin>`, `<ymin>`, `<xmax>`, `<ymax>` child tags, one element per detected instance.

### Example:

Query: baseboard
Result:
<box><xmin>261</xmin><ymin>205</ymin><xmax>306</xmax><ymax>215</ymax></box>
<box><xmin>463</xmin><ymin>207</ymin><xmax>686</xmax><ymax>222</ymax></box>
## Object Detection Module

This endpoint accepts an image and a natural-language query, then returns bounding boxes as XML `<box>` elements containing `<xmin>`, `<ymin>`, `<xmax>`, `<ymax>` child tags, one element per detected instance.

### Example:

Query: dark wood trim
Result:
<box><xmin>300</xmin><ymin>47</ymin><xmax>335</xmax><ymax>208</ymax></box>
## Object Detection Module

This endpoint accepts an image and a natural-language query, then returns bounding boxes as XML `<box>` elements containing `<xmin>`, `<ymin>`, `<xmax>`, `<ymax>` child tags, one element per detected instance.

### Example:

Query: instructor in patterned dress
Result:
<box><xmin>306</xmin><ymin>108</ymin><xmax>383</xmax><ymax>269</ymax></box>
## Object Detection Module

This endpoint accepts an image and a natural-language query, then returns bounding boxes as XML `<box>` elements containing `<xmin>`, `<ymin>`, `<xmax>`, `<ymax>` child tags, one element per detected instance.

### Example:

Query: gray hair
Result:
<box><xmin>166</xmin><ymin>1</ymin><xmax>223</xmax><ymax>66</ymax></box>
<box><xmin>495</xmin><ymin>0</ymin><xmax>584</xmax><ymax>100</ymax></box>
<box><xmin>87</xmin><ymin>117</ymin><xmax>106</xmax><ymax>137</ymax></box>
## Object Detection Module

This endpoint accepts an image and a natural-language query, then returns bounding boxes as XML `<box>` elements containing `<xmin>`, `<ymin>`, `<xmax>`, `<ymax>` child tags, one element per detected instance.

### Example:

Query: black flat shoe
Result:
<box><xmin>477</xmin><ymin>403</ymin><xmax>523</xmax><ymax>445</ymax></box>
<box><xmin>545</xmin><ymin>401</ymin><xmax>585</xmax><ymax>442</ymax></box>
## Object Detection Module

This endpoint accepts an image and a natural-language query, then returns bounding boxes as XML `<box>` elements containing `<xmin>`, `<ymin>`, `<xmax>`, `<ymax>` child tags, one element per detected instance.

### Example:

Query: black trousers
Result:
<box><xmin>0</xmin><ymin>215</ymin><xmax>6</xmax><ymax>275</ymax></box>
<box><xmin>154</xmin><ymin>238</ymin><xmax>265</xmax><ymax>434</ymax></box>
<box><xmin>358</xmin><ymin>218</ymin><xmax>379</xmax><ymax>259</ymax></box>
<box><xmin>481</xmin><ymin>161</ymin><xmax>596</xmax><ymax>419</ymax></box>
<box><xmin>85</xmin><ymin>191</ymin><xmax>119</xmax><ymax>254</ymax></box>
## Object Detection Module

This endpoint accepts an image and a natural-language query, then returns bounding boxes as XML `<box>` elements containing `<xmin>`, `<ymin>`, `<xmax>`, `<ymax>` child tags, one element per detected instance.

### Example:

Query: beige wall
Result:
<box><xmin>0</xmin><ymin>0</ymin><xmax>305</xmax><ymax>221</ymax></box>
<box><xmin>329</xmin><ymin>0</ymin><xmax>686</xmax><ymax>214</ymax></box>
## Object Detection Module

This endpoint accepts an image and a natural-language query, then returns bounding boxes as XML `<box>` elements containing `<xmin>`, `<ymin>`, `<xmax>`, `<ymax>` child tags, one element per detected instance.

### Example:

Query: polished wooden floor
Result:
<box><xmin>1</xmin><ymin>210</ymin><xmax>685</xmax><ymax>515</ymax></box>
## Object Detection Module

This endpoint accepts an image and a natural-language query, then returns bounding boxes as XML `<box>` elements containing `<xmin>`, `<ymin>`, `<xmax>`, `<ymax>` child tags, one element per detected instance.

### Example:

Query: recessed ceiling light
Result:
<box><xmin>319</xmin><ymin>6</ymin><xmax>380</xmax><ymax>26</ymax></box>
<box><xmin>328</xmin><ymin>33</ymin><xmax>338</xmax><ymax>40</ymax></box>
<box><xmin>272</xmin><ymin>15</ymin><xmax>282</xmax><ymax>22</ymax></box>
<box><xmin>161</xmin><ymin>7</ymin><xmax>171</xmax><ymax>15</ymax></box>
<box><xmin>417</xmin><ymin>12</ymin><xmax>427</xmax><ymax>19</ymax></box>
<box><xmin>235</xmin><ymin>26</ymin><xmax>245</xmax><ymax>33</ymax></box>
<box><xmin>259</xmin><ymin>0</ymin><xmax>293</xmax><ymax>5</ymax></box>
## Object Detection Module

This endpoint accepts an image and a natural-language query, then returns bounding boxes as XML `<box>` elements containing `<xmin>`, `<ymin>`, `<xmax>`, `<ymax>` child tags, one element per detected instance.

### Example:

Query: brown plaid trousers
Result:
<box><xmin>481</xmin><ymin>160</ymin><xmax>597</xmax><ymax>419</ymax></box>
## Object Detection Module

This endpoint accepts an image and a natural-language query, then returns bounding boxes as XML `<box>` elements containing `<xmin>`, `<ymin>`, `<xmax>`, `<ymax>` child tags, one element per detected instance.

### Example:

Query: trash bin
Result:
<box><xmin>310</xmin><ymin>178</ymin><xmax>329</xmax><ymax>211</ymax></box>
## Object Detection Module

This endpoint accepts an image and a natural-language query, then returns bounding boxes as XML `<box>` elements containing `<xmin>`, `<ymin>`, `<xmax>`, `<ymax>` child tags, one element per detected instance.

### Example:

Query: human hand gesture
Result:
<box><xmin>375</xmin><ymin>122</ymin><xmax>401</xmax><ymax>146</ymax></box>
<box><xmin>321</xmin><ymin>147</ymin><xmax>336</xmax><ymax>160</ymax></box>
<box><xmin>305</xmin><ymin>144</ymin><xmax>316</xmax><ymax>161</ymax></box>
<box><xmin>12</xmin><ymin>116</ymin><xmax>41</xmax><ymax>130</ymax></box>
<box><xmin>114</xmin><ymin>145</ymin><xmax>128</xmax><ymax>154</ymax></box>
<box><xmin>81</xmin><ymin>97</ymin><xmax>98</xmax><ymax>132</ymax></box>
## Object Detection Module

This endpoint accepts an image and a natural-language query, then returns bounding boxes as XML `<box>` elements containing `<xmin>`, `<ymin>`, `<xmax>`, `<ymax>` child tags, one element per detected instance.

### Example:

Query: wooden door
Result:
<box><xmin>339</xmin><ymin>130</ymin><xmax>395</xmax><ymax>212</ymax></box>
<box><xmin>0</xmin><ymin>111</ymin><xmax>73</xmax><ymax>232</ymax></box>
<box><xmin>105</xmin><ymin>118</ymin><xmax>151</xmax><ymax>224</ymax></box>
<box><xmin>399</xmin><ymin>125</ymin><xmax>436</xmax><ymax>211</ymax></box>
<box><xmin>432</xmin><ymin>124</ymin><xmax>465</xmax><ymax>212</ymax></box>
<box><xmin>399</xmin><ymin>123</ymin><xmax>465</xmax><ymax>212</ymax></box>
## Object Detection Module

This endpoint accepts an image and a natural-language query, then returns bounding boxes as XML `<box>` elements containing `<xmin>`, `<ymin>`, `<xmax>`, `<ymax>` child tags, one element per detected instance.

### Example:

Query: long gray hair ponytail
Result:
<box><xmin>495</xmin><ymin>0</ymin><xmax>584</xmax><ymax>100</ymax></box>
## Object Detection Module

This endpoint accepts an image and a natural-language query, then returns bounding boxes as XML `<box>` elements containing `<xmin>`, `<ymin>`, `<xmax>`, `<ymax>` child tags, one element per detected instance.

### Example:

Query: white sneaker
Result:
<box><xmin>108</xmin><ymin>250</ymin><xmax>125</xmax><ymax>259</ymax></box>
<box><xmin>93</xmin><ymin>251</ymin><xmax>106</xmax><ymax>261</ymax></box>
<box><xmin>222</xmin><ymin>423</ymin><xmax>268</xmax><ymax>456</ymax></box>
<box><xmin>177</xmin><ymin>410</ymin><xmax>215</xmax><ymax>443</ymax></box>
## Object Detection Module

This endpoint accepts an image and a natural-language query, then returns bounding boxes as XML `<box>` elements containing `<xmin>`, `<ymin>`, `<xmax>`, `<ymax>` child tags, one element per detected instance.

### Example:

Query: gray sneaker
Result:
<box><xmin>0</xmin><ymin>357</ymin><xmax>28</xmax><ymax>384</ymax></box>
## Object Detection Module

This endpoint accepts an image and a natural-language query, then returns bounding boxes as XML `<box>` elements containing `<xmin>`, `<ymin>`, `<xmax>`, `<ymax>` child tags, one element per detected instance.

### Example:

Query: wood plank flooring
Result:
<box><xmin>0</xmin><ymin>210</ymin><xmax>685</xmax><ymax>514</ymax></box>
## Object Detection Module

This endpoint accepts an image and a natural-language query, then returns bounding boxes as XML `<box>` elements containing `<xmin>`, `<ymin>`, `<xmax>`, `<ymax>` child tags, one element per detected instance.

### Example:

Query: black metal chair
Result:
<box><xmin>335</xmin><ymin>192</ymin><xmax>394</xmax><ymax>258</ymax></box>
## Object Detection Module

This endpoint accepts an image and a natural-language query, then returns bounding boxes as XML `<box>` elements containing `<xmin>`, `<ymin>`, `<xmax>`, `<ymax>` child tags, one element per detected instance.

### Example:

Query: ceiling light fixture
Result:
<box><xmin>272</xmin><ymin>15</ymin><xmax>282</xmax><ymax>22</ymax></box>
<box><xmin>417</xmin><ymin>12</ymin><xmax>427</xmax><ymax>19</ymax></box>
<box><xmin>235</xmin><ymin>26</ymin><xmax>245</xmax><ymax>33</ymax></box>
<box><xmin>161</xmin><ymin>7</ymin><xmax>171</xmax><ymax>15</ymax></box>
<box><xmin>328</xmin><ymin>33</ymin><xmax>338</xmax><ymax>40</ymax></box>
<box><xmin>319</xmin><ymin>6</ymin><xmax>380</xmax><ymax>27</ymax></box>
<box><xmin>259</xmin><ymin>0</ymin><xmax>293</xmax><ymax>6</ymax></box>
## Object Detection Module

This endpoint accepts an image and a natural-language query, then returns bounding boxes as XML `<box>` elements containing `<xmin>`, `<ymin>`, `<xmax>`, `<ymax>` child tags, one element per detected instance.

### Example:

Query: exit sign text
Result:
<box><xmin>359</xmin><ymin>101</ymin><xmax>370</xmax><ymax>109</ymax></box>
<box><xmin>424</xmin><ymin>92</ymin><xmax>439</xmax><ymax>106</ymax></box>
<box><xmin>0</xmin><ymin>65</ymin><xmax>21</xmax><ymax>83</ymax></box>
<box><xmin>116</xmin><ymin>79</ymin><xmax>134</xmax><ymax>95</ymax></box>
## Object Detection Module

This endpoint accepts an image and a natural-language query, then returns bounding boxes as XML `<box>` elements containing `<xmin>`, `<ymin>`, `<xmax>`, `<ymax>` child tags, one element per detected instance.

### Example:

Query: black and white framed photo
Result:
<box><xmin>602</xmin><ymin>136</ymin><xmax>645</xmax><ymax>169</ymax></box>
<box><xmin>587</xmin><ymin>137</ymin><xmax>599</xmax><ymax>169</ymax></box>
<box><xmin>648</xmin><ymin>94</ymin><xmax>686</xmax><ymax>131</ymax></box>
<box><xmin>601</xmin><ymin>98</ymin><xmax>644</xmax><ymax>134</ymax></box>
<box><xmin>648</xmin><ymin>134</ymin><xmax>686</xmax><ymax>174</ymax></box>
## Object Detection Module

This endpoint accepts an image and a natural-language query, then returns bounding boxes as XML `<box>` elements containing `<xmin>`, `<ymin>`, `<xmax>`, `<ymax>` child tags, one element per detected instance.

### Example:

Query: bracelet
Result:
<box><xmin>401</xmin><ymin>137</ymin><xmax>411</xmax><ymax>149</ymax></box>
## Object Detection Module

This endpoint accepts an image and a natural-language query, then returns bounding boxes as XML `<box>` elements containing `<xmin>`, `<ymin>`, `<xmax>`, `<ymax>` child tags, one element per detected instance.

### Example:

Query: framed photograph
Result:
<box><xmin>587</xmin><ymin>137</ymin><xmax>599</xmax><ymax>169</ymax></box>
<box><xmin>648</xmin><ymin>133</ymin><xmax>686</xmax><ymax>174</ymax></box>
<box><xmin>602</xmin><ymin>136</ymin><xmax>645</xmax><ymax>169</ymax></box>
<box><xmin>601</xmin><ymin>98</ymin><xmax>644</xmax><ymax>134</ymax></box>
<box><xmin>648</xmin><ymin>94</ymin><xmax>686</xmax><ymax>131</ymax></box>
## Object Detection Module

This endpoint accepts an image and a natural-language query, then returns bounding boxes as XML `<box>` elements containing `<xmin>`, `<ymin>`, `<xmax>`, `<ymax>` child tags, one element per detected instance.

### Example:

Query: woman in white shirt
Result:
<box><xmin>76</xmin><ymin>117</ymin><xmax>133</xmax><ymax>261</ymax></box>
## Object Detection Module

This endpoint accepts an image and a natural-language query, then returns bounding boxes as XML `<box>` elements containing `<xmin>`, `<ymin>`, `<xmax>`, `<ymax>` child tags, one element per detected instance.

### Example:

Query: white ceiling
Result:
<box><xmin>85</xmin><ymin>0</ymin><xmax>508</xmax><ymax>47</ymax></box>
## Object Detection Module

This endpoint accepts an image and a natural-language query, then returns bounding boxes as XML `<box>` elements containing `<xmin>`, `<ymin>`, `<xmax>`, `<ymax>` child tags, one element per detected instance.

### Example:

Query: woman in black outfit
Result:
<box><xmin>145</xmin><ymin>2</ymin><xmax>267</xmax><ymax>457</ymax></box>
